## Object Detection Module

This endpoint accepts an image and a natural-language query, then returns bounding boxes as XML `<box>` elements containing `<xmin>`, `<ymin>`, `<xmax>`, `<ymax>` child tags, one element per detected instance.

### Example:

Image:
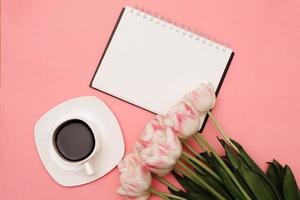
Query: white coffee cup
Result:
<box><xmin>49</xmin><ymin>116</ymin><xmax>101</xmax><ymax>176</ymax></box>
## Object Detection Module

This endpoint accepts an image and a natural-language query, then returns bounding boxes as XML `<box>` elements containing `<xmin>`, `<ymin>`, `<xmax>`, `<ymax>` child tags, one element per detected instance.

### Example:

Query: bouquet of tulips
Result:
<box><xmin>116</xmin><ymin>83</ymin><xmax>299</xmax><ymax>200</ymax></box>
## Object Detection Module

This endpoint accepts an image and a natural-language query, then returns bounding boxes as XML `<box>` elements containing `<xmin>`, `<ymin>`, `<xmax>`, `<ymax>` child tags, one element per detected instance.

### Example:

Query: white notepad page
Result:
<box><xmin>91</xmin><ymin>6</ymin><xmax>233</xmax><ymax>115</ymax></box>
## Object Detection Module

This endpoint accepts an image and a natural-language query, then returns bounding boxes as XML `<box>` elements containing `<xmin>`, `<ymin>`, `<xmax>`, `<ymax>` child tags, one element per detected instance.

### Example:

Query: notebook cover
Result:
<box><xmin>90</xmin><ymin>7</ymin><xmax>234</xmax><ymax>131</ymax></box>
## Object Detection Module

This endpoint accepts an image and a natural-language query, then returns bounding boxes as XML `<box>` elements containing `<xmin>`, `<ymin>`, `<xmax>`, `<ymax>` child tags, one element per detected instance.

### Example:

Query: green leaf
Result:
<box><xmin>171</xmin><ymin>171</ymin><xmax>212</xmax><ymax>197</ymax></box>
<box><xmin>240</xmin><ymin>162</ymin><xmax>278</xmax><ymax>200</ymax></box>
<box><xmin>168</xmin><ymin>188</ymin><xmax>189</xmax><ymax>199</ymax></box>
<box><xmin>189</xmin><ymin>159</ymin><xmax>210</xmax><ymax>176</ymax></box>
<box><xmin>219</xmin><ymin>141</ymin><xmax>257</xmax><ymax>200</ymax></box>
<box><xmin>169</xmin><ymin>188</ymin><xmax>216</xmax><ymax>200</ymax></box>
<box><xmin>231</xmin><ymin>139</ymin><xmax>281</xmax><ymax>200</ymax></box>
<box><xmin>184</xmin><ymin>155</ymin><xmax>232</xmax><ymax>199</ymax></box>
<box><xmin>200</xmin><ymin>152</ymin><xmax>217</xmax><ymax>171</ymax></box>
<box><xmin>282</xmin><ymin>165</ymin><xmax>300</xmax><ymax>200</ymax></box>
<box><xmin>170</xmin><ymin>189</ymin><xmax>215</xmax><ymax>200</ymax></box>
<box><xmin>186</xmin><ymin>192</ymin><xmax>215</xmax><ymax>200</ymax></box>
<box><xmin>273</xmin><ymin>160</ymin><xmax>284</xmax><ymax>177</ymax></box>
<box><xmin>219</xmin><ymin>139</ymin><xmax>257</xmax><ymax>200</ymax></box>
<box><xmin>230</xmin><ymin>166</ymin><xmax>258</xmax><ymax>200</ymax></box>
<box><xmin>222</xmin><ymin>140</ymin><xmax>240</xmax><ymax>170</ymax></box>
<box><xmin>266</xmin><ymin>160</ymin><xmax>284</xmax><ymax>199</ymax></box>
<box><xmin>230</xmin><ymin>140</ymin><xmax>264</xmax><ymax>175</ymax></box>
<box><xmin>187</xmin><ymin>158</ymin><xmax>232</xmax><ymax>199</ymax></box>
<box><xmin>195</xmin><ymin>169</ymin><xmax>233</xmax><ymax>200</ymax></box>
<box><xmin>172</xmin><ymin>160</ymin><xmax>233</xmax><ymax>199</ymax></box>
<box><xmin>220</xmin><ymin>139</ymin><xmax>278</xmax><ymax>199</ymax></box>
<box><xmin>201</xmin><ymin>152</ymin><xmax>237</xmax><ymax>197</ymax></box>
<box><xmin>171</xmin><ymin>171</ymin><xmax>217</xmax><ymax>200</ymax></box>
<box><xmin>210</xmin><ymin>154</ymin><xmax>247</xmax><ymax>200</ymax></box>
<box><xmin>171</xmin><ymin>171</ymin><xmax>202</xmax><ymax>194</ymax></box>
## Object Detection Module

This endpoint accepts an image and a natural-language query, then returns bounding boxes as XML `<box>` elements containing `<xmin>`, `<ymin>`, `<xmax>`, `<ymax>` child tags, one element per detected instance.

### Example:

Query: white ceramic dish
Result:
<box><xmin>34</xmin><ymin>96</ymin><xmax>125</xmax><ymax>187</ymax></box>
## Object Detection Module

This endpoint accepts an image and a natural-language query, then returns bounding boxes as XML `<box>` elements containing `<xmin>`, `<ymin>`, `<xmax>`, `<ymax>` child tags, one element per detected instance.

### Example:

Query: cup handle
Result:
<box><xmin>83</xmin><ymin>161</ymin><xmax>94</xmax><ymax>176</ymax></box>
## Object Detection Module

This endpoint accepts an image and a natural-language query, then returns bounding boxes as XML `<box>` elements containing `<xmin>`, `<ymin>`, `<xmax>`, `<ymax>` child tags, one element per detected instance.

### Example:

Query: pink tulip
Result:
<box><xmin>117</xmin><ymin>153</ymin><xmax>152</xmax><ymax>200</ymax></box>
<box><xmin>185</xmin><ymin>82</ymin><xmax>216</xmax><ymax>115</ymax></box>
<box><xmin>134</xmin><ymin>116</ymin><xmax>182</xmax><ymax>176</ymax></box>
<box><xmin>165</xmin><ymin>100</ymin><xmax>201</xmax><ymax>139</ymax></box>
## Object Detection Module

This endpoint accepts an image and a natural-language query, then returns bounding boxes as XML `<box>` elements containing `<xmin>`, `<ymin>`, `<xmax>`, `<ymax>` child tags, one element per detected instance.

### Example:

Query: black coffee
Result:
<box><xmin>54</xmin><ymin>119</ymin><xmax>95</xmax><ymax>162</ymax></box>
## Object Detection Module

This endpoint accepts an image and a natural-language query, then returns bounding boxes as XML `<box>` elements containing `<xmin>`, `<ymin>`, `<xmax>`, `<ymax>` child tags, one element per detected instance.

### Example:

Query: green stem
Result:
<box><xmin>153</xmin><ymin>174</ymin><xmax>180</xmax><ymax>192</ymax></box>
<box><xmin>160</xmin><ymin>191</ymin><xmax>187</xmax><ymax>200</ymax></box>
<box><xmin>192</xmin><ymin>135</ymin><xmax>210</xmax><ymax>153</ymax></box>
<box><xmin>181</xmin><ymin>140</ymin><xmax>206</xmax><ymax>161</ymax></box>
<box><xmin>150</xmin><ymin>188</ymin><xmax>186</xmax><ymax>200</ymax></box>
<box><xmin>197</xmin><ymin>134</ymin><xmax>251</xmax><ymax>200</ymax></box>
<box><xmin>177</xmin><ymin>161</ymin><xmax>204</xmax><ymax>187</ymax></box>
<box><xmin>150</xmin><ymin>188</ymin><xmax>169</xmax><ymax>200</ymax></box>
<box><xmin>178</xmin><ymin>161</ymin><xmax>226</xmax><ymax>200</ymax></box>
<box><xmin>182</xmin><ymin>151</ymin><xmax>222</xmax><ymax>182</ymax></box>
<box><xmin>207</xmin><ymin>111</ymin><xmax>240</xmax><ymax>153</ymax></box>
<box><xmin>181</xmin><ymin>140</ymin><xmax>198</xmax><ymax>156</ymax></box>
<box><xmin>175</xmin><ymin>167</ymin><xmax>198</xmax><ymax>183</ymax></box>
<box><xmin>195</xmin><ymin>134</ymin><xmax>213</xmax><ymax>154</ymax></box>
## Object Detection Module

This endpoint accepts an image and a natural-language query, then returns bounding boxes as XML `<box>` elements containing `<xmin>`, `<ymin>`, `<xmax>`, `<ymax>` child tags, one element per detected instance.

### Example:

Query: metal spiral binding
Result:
<box><xmin>131</xmin><ymin>5</ymin><xmax>228</xmax><ymax>52</ymax></box>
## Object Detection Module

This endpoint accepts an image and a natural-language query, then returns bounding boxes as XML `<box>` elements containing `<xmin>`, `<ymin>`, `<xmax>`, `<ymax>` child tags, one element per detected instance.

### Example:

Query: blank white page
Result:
<box><xmin>91</xmin><ymin>6</ymin><xmax>233</xmax><ymax>115</ymax></box>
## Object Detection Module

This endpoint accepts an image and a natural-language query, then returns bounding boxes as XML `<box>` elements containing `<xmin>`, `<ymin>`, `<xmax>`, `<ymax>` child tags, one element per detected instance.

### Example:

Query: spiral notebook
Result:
<box><xmin>91</xmin><ymin>6</ymin><xmax>234</xmax><ymax>120</ymax></box>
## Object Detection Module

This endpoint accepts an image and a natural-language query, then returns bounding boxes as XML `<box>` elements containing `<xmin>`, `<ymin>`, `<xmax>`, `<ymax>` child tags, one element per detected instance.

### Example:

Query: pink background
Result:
<box><xmin>1</xmin><ymin>0</ymin><xmax>300</xmax><ymax>199</ymax></box>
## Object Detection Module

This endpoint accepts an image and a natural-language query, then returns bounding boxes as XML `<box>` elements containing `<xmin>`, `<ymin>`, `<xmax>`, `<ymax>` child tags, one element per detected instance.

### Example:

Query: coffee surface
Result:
<box><xmin>54</xmin><ymin>119</ymin><xmax>95</xmax><ymax>162</ymax></box>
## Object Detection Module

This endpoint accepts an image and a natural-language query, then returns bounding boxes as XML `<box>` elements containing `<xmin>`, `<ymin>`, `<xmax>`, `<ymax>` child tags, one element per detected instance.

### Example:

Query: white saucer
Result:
<box><xmin>34</xmin><ymin>96</ymin><xmax>125</xmax><ymax>187</ymax></box>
